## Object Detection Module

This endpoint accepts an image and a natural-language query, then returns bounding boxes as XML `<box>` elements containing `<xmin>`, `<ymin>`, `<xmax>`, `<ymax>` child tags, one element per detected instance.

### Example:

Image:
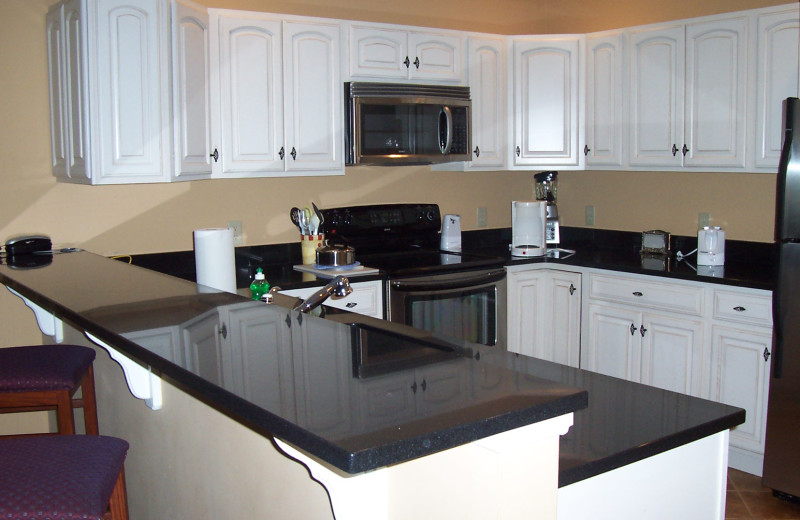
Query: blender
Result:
<box><xmin>534</xmin><ymin>171</ymin><xmax>560</xmax><ymax>244</ymax></box>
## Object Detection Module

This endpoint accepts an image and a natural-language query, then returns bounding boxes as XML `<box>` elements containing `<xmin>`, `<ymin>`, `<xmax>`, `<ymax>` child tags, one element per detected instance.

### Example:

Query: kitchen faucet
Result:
<box><xmin>293</xmin><ymin>276</ymin><xmax>353</xmax><ymax>313</ymax></box>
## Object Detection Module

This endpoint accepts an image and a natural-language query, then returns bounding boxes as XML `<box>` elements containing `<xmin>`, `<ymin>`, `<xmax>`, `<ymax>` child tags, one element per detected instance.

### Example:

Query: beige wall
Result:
<box><xmin>0</xmin><ymin>0</ymin><xmax>790</xmax><ymax>351</ymax></box>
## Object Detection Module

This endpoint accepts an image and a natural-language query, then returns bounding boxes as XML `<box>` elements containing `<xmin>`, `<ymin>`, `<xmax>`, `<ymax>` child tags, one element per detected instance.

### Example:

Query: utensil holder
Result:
<box><xmin>301</xmin><ymin>234</ymin><xmax>324</xmax><ymax>264</ymax></box>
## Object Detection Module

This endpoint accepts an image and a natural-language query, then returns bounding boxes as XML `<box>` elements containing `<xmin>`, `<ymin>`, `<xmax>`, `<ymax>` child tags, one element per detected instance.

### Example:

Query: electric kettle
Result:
<box><xmin>697</xmin><ymin>226</ymin><xmax>725</xmax><ymax>266</ymax></box>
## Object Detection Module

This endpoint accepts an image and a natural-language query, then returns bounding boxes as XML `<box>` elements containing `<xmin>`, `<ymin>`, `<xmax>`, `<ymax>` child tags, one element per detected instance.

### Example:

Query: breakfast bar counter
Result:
<box><xmin>0</xmin><ymin>250</ymin><xmax>744</xmax><ymax>519</ymax></box>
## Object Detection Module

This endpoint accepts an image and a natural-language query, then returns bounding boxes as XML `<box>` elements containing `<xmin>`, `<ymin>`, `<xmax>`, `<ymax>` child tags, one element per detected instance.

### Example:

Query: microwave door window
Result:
<box><xmin>359</xmin><ymin>104</ymin><xmax>412</xmax><ymax>157</ymax></box>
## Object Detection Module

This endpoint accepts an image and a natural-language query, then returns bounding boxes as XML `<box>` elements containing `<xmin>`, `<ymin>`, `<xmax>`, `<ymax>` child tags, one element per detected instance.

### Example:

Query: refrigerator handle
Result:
<box><xmin>772</xmin><ymin>295</ymin><xmax>784</xmax><ymax>379</ymax></box>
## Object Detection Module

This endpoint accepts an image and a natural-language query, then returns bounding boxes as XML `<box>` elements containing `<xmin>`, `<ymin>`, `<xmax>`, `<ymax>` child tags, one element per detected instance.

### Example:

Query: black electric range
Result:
<box><xmin>319</xmin><ymin>203</ymin><xmax>505</xmax><ymax>276</ymax></box>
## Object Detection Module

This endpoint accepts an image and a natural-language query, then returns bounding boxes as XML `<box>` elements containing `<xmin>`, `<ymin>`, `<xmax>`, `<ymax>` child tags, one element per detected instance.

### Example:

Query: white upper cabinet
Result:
<box><xmin>210</xmin><ymin>14</ymin><xmax>343</xmax><ymax>177</ymax></box>
<box><xmin>46</xmin><ymin>0</ymin><xmax>171</xmax><ymax>184</ymax></box>
<box><xmin>684</xmin><ymin>17</ymin><xmax>748</xmax><ymax>168</ymax></box>
<box><xmin>585</xmin><ymin>31</ymin><xmax>625</xmax><ymax>167</ymax></box>
<box><xmin>628</xmin><ymin>24</ymin><xmax>686</xmax><ymax>168</ymax></box>
<box><xmin>628</xmin><ymin>16</ymin><xmax>748</xmax><ymax>169</ymax></box>
<box><xmin>212</xmin><ymin>14</ymin><xmax>284</xmax><ymax>176</ymax></box>
<box><xmin>467</xmin><ymin>36</ymin><xmax>506</xmax><ymax>169</ymax></box>
<box><xmin>171</xmin><ymin>0</ymin><xmax>212</xmax><ymax>180</ymax></box>
<box><xmin>512</xmin><ymin>36</ymin><xmax>583</xmax><ymax>168</ymax></box>
<box><xmin>754</xmin><ymin>7</ymin><xmax>800</xmax><ymax>169</ymax></box>
<box><xmin>283</xmin><ymin>21</ymin><xmax>344</xmax><ymax>173</ymax></box>
<box><xmin>348</xmin><ymin>23</ymin><xmax>464</xmax><ymax>82</ymax></box>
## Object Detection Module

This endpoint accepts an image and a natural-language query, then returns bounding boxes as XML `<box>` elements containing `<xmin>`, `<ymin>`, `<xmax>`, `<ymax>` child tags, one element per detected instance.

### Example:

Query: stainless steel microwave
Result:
<box><xmin>344</xmin><ymin>82</ymin><xmax>472</xmax><ymax>165</ymax></box>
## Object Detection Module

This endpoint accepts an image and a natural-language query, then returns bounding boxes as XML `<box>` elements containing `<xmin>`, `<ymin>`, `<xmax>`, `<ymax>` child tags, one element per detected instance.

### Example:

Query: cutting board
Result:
<box><xmin>293</xmin><ymin>263</ymin><xmax>380</xmax><ymax>279</ymax></box>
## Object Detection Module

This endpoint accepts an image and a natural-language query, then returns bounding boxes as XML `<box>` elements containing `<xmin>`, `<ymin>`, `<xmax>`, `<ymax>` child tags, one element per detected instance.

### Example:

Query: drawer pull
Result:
<box><xmin>733</xmin><ymin>306</ymin><xmax>746</xmax><ymax>312</ymax></box>
<box><xmin>630</xmin><ymin>323</ymin><xmax>637</xmax><ymax>335</ymax></box>
<box><xmin>764</xmin><ymin>348</ymin><xmax>771</xmax><ymax>362</ymax></box>
<box><xmin>640</xmin><ymin>325</ymin><xmax>647</xmax><ymax>337</ymax></box>
<box><xmin>632</xmin><ymin>291</ymin><xmax>643</xmax><ymax>297</ymax></box>
<box><xmin>346</xmin><ymin>302</ymin><xmax>357</xmax><ymax>308</ymax></box>
<box><xmin>569</xmin><ymin>283</ymin><xmax>576</xmax><ymax>295</ymax></box>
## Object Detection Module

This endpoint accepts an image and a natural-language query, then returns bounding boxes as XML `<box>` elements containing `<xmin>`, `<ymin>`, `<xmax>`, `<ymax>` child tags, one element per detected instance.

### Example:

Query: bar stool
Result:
<box><xmin>0</xmin><ymin>344</ymin><xmax>99</xmax><ymax>435</ymax></box>
<box><xmin>0</xmin><ymin>435</ymin><xmax>130</xmax><ymax>520</ymax></box>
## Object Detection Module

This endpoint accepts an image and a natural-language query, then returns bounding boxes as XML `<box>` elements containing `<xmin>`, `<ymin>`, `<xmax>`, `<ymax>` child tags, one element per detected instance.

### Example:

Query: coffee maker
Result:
<box><xmin>534</xmin><ymin>171</ymin><xmax>560</xmax><ymax>244</ymax></box>
<box><xmin>510</xmin><ymin>201</ymin><xmax>547</xmax><ymax>257</ymax></box>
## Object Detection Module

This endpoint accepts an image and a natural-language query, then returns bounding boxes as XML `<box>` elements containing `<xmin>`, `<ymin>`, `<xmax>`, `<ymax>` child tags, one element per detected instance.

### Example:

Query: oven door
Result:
<box><xmin>388</xmin><ymin>268</ymin><xmax>506</xmax><ymax>347</ymax></box>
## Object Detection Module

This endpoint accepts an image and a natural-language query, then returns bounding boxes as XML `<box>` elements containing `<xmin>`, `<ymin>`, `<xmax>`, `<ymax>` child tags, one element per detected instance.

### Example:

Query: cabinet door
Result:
<box><xmin>547</xmin><ymin>271</ymin><xmax>582</xmax><ymax>368</ymax></box>
<box><xmin>628</xmin><ymin>25</ymin><xmax>684</xmax><ymax>167</ymax></box>
<box><xmin>584</xmin><ymin>303</ymin><xmax>640</xmax><ymax>380</ymax></box>
<box><xmin>710</xmin><ymin>325</ymin><xmax>772</xmax><ymax>455</ymax></box>
<box><xmin>513</xmin><ymin>37</ymin><xmax>581</xmax><ymax>167</ymax></box>
<box><xmin>279</xmin><ymin>280</ymin><xmax>383</xmax><ymax>318</ymax></box>
<box><xmin>348</xmin><ymin>25</ymin><xmax>408</xmax><ymax>79</ymax></box>
<box><xmin>46</xmin><ymin>5</ymin><xmax>68</xmax><ymax>178</ymax></box>
<box><xmin>62</xmin><ymin>0</ymin><xmax>87</xmax><ymax>180</ymax></box>
<box><xmin>585</xmin><ymin>32</ymin><xmax>625</xmax><ymax>167</ymax></box>
<box><xmin>684</xmin><ymin>17</ymin><xmax>747</xmax><ymax>168</ymax></box>
<box><xmin>640</xmin><ymin>312</ymin><xmax>704</xmax><ymax>395</ymax></box>
<box><xmin>506</xmin><ymin>270</ymin><xmax>546</xmax><ymax>357</ymax></box>
<box><xmin>214</xmin><ymin>15</ymin><xmax>284</xmax><ymax>175</ymax></box>
<box><xmin>755</xmin><ymin>8</ymin><xmax>800</xmax><ymax>169</ymax></box>
<box><xmin>172</xmin><ymin>0</ymin><xmax>212</xmax><ymax>179</ymax></box>
<box><xmin>467</xmin><ymin>37</ymin><xmax>506</xmax><ymax>169</ymax></box>
<box><xmin>283</xmin><ymin>21</ymin><xmax>343</xmax><ymax>173</ymax></box>
<box><xmin>93</xmin><ymin>0</ymin><xmax>170</xmax><ymax>182</ymax></box>
<box><xmin>408</xmin><ymin>31</ymin><xmax>462</xmax><ymax>82</ymax></box>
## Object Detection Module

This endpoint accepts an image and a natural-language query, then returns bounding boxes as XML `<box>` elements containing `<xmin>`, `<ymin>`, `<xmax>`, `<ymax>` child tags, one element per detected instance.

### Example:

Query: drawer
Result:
<box><xmin>589</xmin><ymin>273</ymin><xmax>704</xmax><ymax>316</ymax></box>
<box><xmin>713</xmin><ymin>289</ymin><xmax>772</xmax><ymax>327</ymax></box>
<box><xmin>280</xmin><ymin>280</ymin><xmax>384</xmax><ymax>318</ymax></box>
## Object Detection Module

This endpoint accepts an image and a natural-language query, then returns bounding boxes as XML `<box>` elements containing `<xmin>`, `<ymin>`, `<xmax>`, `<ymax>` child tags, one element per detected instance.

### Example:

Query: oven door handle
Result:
<box><xmin>390</xmin><ymin>269</ymin><xmax>506</xmax><ymax>291</ymax></box>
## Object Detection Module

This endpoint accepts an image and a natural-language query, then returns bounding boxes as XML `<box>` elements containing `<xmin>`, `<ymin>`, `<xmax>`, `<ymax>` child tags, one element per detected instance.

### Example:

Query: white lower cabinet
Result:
<box><xmin>278</xmin><ymin>279</ymin><xmax>384</xmax><ymax>319</ymax></box>
<box><xmin>584</xmin><ymin>301</ymin><xmax>704</xmax><ymax>395</ymax></box>
<box><xmin>507</xmin><ymin>267</ymin><xmax>582</xmax><ymax>368</ymax></box>
<box><xmin>580</xmin><ymin>270</ymin><xmax>774</xmax><ymax>475</ymax></box>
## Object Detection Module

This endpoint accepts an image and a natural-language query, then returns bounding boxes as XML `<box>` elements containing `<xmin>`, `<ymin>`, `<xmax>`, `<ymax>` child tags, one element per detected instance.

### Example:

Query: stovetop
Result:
<box><xmin>319</xmin><ymin>203</ymin><xmax>505</xmax><ymax>277</ymax></box>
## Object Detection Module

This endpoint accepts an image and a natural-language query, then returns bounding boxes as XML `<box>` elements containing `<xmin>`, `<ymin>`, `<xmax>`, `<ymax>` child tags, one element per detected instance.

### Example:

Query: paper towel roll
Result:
<box><xmin>193</xmin><ymin>228</ymin><xmax>236</xmax><ymax>293</ymax></box>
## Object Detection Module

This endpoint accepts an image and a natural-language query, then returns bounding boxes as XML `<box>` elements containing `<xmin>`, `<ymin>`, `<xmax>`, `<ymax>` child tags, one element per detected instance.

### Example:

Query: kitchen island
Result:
<box><xmin>0</xmin><ymin>250</ymin><xmax>744</xmax><ymax>519</ymax></box>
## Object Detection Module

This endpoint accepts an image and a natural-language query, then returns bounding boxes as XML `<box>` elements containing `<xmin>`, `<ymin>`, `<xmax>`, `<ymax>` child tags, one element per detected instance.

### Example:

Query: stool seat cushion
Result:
<box><xmin>0</xmin><ymin>435</ymin><xmax>129</xmax><ymax>520</ymax></box>
<box><xmin>0</xmin><ymin>345</ymin><xmax>95</xmax><ymax>392</ymax></box>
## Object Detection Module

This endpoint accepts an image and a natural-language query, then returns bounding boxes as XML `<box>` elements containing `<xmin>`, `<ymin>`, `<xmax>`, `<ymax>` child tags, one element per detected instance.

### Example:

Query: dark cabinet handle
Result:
<box><xmin>682</xmin><ymin>144</ymin><xmax>689</xmax><ymax>156</ymax></box>
<box><xmin>672</xmin><ymin>144</ymin><xmax>678</xmax><ymax>156</ymax></box>
<box><xmin>630</xmin><ymin>323</ymin><xmax>637</xmax><ymax>335</ymax></box>
<box><xmin>414</xmin><ymin>57</ymin><xmax>420</xmax><ymax>69</ymax></box>
<box><xmin>632</xmin><ymin>291</ymin><xmax>643</xmax><ymax>297</ymax></box>
<box><xmin>410</xmin><ymin>381</ymin><xmax>417</xmax><ymax>394</ymax></box>
<box><xmin>733</xmin><ymin>306</ymin><xmax>746</xmax><ymax>312</ymax></box>
<box><xmin>516</xmin><ymin>146</ymin><xmax>521</xmax><ymax>157</ymax></box>
<box><xmin>569</xmin><ymin>283</ymin><xmax>576</xmax><ymax>295</ymax></box>
<box><xmin>404</xmin><ymin>56</ymin><xmax>410</xmax><ymax>68</ymax></box>
<box><xmin>584</xmin><ymin>144</ymin><xmax>590</xmax><ymax>156</ymax></box>
<box><xmin>210</xmin><ymin>148</ymin><xmax>219</xmax><ymax>162</ymax></box>
<box><xmin>640</xmin><ymin>325</ymin><xmax>647</xmax><ymax>337</ymax></box>
<box><xmin>764</xmin><ymin>348</ymin><xmax>771</xmax><ymax>362</ymax></box>
<box><xmin>218</xmin><ymin>322</ymin><xmax>227</xmax><ymax>339</ymax></box>
<box><xmin>474</xmin><ymin>146</ymin><xmax>480</xmax><ymax>158</ymax></box>
<box><xmin>279</xmin><ymin>146</ymin><xmax>285</xmax><ymax>160</ymax></box>
<box><xmin>345</xmin><ymin>302</ymin><xmax>357</xmax><ymax>308</ymax></box>
<box><xmin>290</xmin><ymin>147</ymin><xmax>297</xmax><ymax>160</ymax></box>
<box><xmin>421</xmin><ymin>379</ymin><xmax>427</xmax><ymax>391</ymax></box>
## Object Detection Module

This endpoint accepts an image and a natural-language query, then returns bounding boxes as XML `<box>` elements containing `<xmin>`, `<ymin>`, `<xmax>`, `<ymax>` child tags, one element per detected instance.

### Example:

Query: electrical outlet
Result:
<box><xmin>228</xmin><ymin>220</ymin><xmax>243</xmax><ymax>245</ymax></box>
<box><xmin>585</xmin><ymin>205</ymin><xmax>595</xmax><ymax>226</ymax></box>
<box><xmin>476</xmin><ymin>207</ymin><xmax>488</xmax><ymax>228</ymax></box>
<box><xmin>698</xmin><ymin>212</ymin><xmax>711</xmax><ymax>229</ymax></box>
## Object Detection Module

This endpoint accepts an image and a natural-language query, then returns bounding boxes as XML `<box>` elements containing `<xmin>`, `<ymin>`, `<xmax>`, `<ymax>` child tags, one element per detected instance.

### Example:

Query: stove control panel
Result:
<box><xmin>320</xmin><ymin>204</ymin><xmax>441</xmax><ymax>248</ymax></box>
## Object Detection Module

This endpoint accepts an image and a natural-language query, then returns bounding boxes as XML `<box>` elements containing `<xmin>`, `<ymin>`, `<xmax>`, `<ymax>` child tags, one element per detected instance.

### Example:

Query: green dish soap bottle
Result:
<box><xmin>250</xmin><ymin>268</ymin><xmax>270</xmax><ymax>301</ymax></box>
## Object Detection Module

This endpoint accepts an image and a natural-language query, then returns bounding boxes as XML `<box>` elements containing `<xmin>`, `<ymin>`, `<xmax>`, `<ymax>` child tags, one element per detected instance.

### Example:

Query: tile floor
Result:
<box><xmin>726</xmin><ymin>469</ymin><xmax>800</xmax><ymax>519</ymax></box>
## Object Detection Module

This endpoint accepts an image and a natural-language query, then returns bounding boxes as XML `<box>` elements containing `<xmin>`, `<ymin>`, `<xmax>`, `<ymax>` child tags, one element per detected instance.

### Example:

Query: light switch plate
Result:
<box><xmin>585</xmin><ymin>205</ymin><xmax>595</xmax><ymax>226</ymax></box>
<box><xmin>476</xmin><ymin>207</ymin><xmax>487</xmax><ymax>228</ymax></box>
<box><xmin>698</xmin><ymin>212</ymin><xmax>711</xmax><ymax>228</ymax></box>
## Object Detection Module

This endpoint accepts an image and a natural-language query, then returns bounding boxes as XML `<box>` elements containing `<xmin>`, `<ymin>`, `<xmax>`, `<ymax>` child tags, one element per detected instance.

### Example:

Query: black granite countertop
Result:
<box><xmin>123</xmin><ymin>227</ymin><xmax>776</xmax><ymax>292</ymax></box>
<box><xmin>0</xmin><ymin>249</ymin><xmax>745</xmax><ymax>486</ymax></box>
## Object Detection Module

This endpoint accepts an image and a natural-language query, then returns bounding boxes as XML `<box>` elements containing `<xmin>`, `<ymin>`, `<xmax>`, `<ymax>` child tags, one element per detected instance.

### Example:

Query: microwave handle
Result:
<box><xmin>439</xmin><ymin>106</ymin><xmax>453</xmax><ymax>155</ymax></box>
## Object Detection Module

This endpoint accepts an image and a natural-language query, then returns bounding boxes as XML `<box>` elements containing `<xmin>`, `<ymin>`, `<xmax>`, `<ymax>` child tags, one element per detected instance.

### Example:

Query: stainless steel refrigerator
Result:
<box><xmin>763</xmin><ymin>96</ymin><xmax>800</xmax><ymax>499</ymax></box>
